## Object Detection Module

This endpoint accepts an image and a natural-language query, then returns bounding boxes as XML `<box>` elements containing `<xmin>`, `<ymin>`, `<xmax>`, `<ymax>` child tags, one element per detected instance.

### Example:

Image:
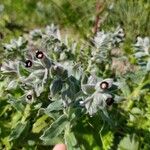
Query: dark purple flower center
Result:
<box><xmin>106</xmin><ymin>97</ymin><xmax>114</xmax><ymax>106</ymax></box>
<box><xmin>27</xmin><ymin>94</ymin><xmax>32</xmax><ymax>100</ymax></box>
<box><xmin>25</xmin><ymin>60</ymin><xmax>32</xmax><ymax>67</ymax></box>
<box><xmin>100</xmin><ymin>81</ymin><xmax>109</xmax><ymax>90</ymax></box>
<box><xmin>36</xmin><ymin>51</ymin><xmax>44</xmax><ymax>59</ymax></box>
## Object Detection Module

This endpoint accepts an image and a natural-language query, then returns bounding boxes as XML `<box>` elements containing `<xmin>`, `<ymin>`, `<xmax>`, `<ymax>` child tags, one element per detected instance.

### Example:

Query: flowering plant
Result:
<box><xmin>0</xmin><ymin>25</ymin><xmax>150</xmax><ymax>150</ymax></box>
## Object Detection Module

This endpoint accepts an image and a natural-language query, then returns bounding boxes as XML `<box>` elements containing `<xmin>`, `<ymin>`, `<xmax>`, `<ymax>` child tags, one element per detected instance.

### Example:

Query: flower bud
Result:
<box><xmin>105</xmin><ymin>97</ymin><xmax>114</xmax><ymax>106</ymax></box>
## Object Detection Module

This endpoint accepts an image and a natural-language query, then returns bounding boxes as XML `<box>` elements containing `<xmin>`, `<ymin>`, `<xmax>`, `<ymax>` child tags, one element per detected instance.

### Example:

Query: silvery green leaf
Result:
<box><xmin>41</xmin><ymin>55</ymin><xmax>52</xmax><ymax>69</ymax></box>
<box><xmin>112</xmin><ymin>26</ymin><xmax>125</xmax><ymax>45</ymax></box>
<box><xmin>40</xmin><ymin>114</ymin><xmax>68</xmax><ymax>142</ymax></box>
<box><xmin>61</xmin><ymin>92</ymin><xmax>72</xmax><ymax>107</ymax></box>
<box><xmin>64</xmin><ymin>130</ymin><xmax>78</xmax><ymax>150</ymax></box>
<box><xmin>3</xmin><ymin>43</ymin><xmax>13</xmax><ymax>51</ymax></box>
<box><xmin>83</xmin><ymin>95</ymin><xmax>97</xmax><ymax>116</ymax></box>
<box><xmin>60</xmin><ymin>52</ymin><xmax>67</xmax><ymax>60</ymax></box>
<box><xmin>34</xmin><ymin>82</ymin><xmax>44</xmax><ymax>97</ymax></box>
<box><xmin>42</xmin><ymin>68</ymin><xmax>48</xmax><ymax>84</ymax></box>
<box><xmin>135</xmin><ymin>37</ymin><xmax>143</xmax><ymax>47</ymax></box>
<box><xmin>118</xmin><ymin>78</ymin><xmax>131</xmax><ymax>97</ymax></box>
<box><xmin>4</xmin><ymin>37</ymin><xmax>27</xmax><ymax>51</ymax></box>
<box><xmin>8</xmin><ymin>97</ymin><xmax>25</xmax><ymax>112</ymax></box>
<box><xmin>23</xmin><ymin>69</ymin><xmax>45</xmax><ymax>83</ymax></box>
<box><xmin>87</xmin><ymin>75</ymin><xmax>100</xmax><ymax>84</ymax></box>
<box><xmin>143</xmin><ymin>37</ymin><xmax>150</xmax><ymax>54</ymax></box>
<box><xmin>94</xmin><ymin>92</ymin><xmax>112</xmax><ymax>107</ymax></box>
<box><xmin>29</xmin><ymin>29</ymin><xmax>42</xmax><ymax>39</ymax></box>
<box><xmin>45</xmin><ymin>24</ymin><xmax>61</xmax><ymax>40</ymax></box>
<box><xmin>44</xmin><ymin>100</ymin><xmax>63</xmax><ymax>116</ymax></box>
<box><xmin>81</xmin><ymin>84</ymin><xmax>95</xmax><ymax>95</ymax></box>
<box><xmin>61</xmin><ymin>61</ymin><xmax>73</xmax><ymax>77</ymax></box>
<box><xmin>118</xmin><ymin>134</ymin><xmax>139</xmax><ymax>150</ymax></box>
<box><xmin>93</xmin><ymin>31</ymin><xmax>111</xmax><ymax>49</ymax></box>
<box><xmin>134</xmin><ymin>36</ymin><xmax>150</xmax><ymax>55</ymax></box>
<box><xmin>9</xmin><ymin>122</ymin><xmax>27</xmax><ymax>141</ymax></box>
<box><xmin>31</xmin><ymin>60</ymin><xmax>43</xmax><ymax>70</ymax></box>
<box><xmin>50</xmin><ymin>78</ymin><xmax>63</xmax><ymax>96</ymax></box>
<box><xmin>134</xmin><ymin>52</ymin><xmax>147</xmax><ymax>58</ymax></box>
<box><xmin>146</xmin><ymin>59</ymin><xmax>150</xmax><ymax>71</ymax></box>
<box><xmin>7</xmin><ymin>80</ymin><xmax>18</xmax><ymax>90</ymax></box>
<box><xmin>1</xmin><ymin>61</ymin><xmax>19</xmax><ymax>74</ymax></box>
<box><xmin>14</xmin><ymin>37</ymin><xmax>26</xmax><ymax>48</ymax></box>
<box><xmin>34</xmin><ymin>103</ymin><xmax>42</xmax><ymax>110</ymax></box>
<box><xmin>82</xmin><ymin>92</ymin><xmax>113</xmax><ymax>116</ymax></box>
<box><xmin>50</xmin><ymin>64</ymin><xmax>67</xmax><ymax>78</ymax></box>
<box><xmin>71</xmin><ymin>64</ymin><xmax>83</xmax><ymax>80</ymax></box>
<box><xmin>114</xmin><ymin>95</ymin><xmax>123</xmax><ymax>103</ymax></box>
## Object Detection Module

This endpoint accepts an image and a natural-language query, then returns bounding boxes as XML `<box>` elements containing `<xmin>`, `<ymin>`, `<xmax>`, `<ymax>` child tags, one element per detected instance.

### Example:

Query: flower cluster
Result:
<box><xmin>81</xmin><ymin>75</ymin><xmax>120</xmax><ymax>116</ymax></box>
<box><xmin>0</xmin><ymin>25</ymin><xmax>122</xmax><ymax>119</ymax></box>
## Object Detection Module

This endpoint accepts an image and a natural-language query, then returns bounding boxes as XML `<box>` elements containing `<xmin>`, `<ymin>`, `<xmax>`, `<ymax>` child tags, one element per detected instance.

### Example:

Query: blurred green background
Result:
<box><xmin>1</xmin><ymin>0</ymin><xmax>149</xmax><ymax>40</ymax></box>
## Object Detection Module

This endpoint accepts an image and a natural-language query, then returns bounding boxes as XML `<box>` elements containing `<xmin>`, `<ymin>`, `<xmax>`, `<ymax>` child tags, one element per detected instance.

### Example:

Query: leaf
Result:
<box><xmin>40</xmin><ymin>114</ymin><xmax>68</xmax><ymax>142</ymax></box>
<box><xmin>100</xmin><ymin>131</ymin><xmax>114</xmax><ymax>150</ymax></box>
<box><xmin>32</xmin><ymin>115</ymin><xmax>48</xmax><ymax>133</ymax></box>
<box><xmin>118</xmin><ymin>134</ymin><xmax>139</xmax><ymax>150</ymax></box>
<box><xmin>50</xmin><ymin>78</ymin><xmax>63</xmax><ymax>96</ymax></box>
<box><xmin>134</xmin><ymin>52</ymin><xmax>147</xmax><ymax>58</ymax></box>
<box><xmin>118</xmin><ymin>78</ymin><xmax>131</xmax><ymax>97</ymax></box>
<box><xmin>42</xmin><ymin>137</ymin><xmax>63</xmax><ymax>146</ymax></box>
<box><xmin>7</xmin><ymin>80</ymin><xmax>18</xmax><ymax>90</ymax></box>
<box><xmin>64</xmin><ymin>130</ymin><xmax>79</xmax><ymax>150</ymax></box>
<box><xmin>8</xmin><ymin>98</ymin><xmax>25</xmax><ymax>112</ymax></box>
<box><xmin>81</xmin><ymin>84</ymin><xmax>95</xmax><ymax>95</ymax></box>
<box><xmin>42</xmin><ymin>56</ymin><xmax>52</xmax><ymax>69</ymax></box>
<box><xmin>146</xmin><ymin>59</ymin><xmax>150</xmax><ymax>71</ymax></box>
<box><xmin>45</xmin><ymin>100</ymin><xmax>63</xmax><ymax>113</ymax></box>
<box><xmin>9</xmin><ymin>122</ymin><xmax>27</xmax><ymax>141</ymax></box>
<box><xmin>83</xmin><ymin>92</ymin><xmax>110</xmax><ymax>116</ymax></box>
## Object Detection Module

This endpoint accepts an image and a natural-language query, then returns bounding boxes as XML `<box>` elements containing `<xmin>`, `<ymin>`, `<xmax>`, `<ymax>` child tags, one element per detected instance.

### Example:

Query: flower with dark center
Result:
<box><xmin>36</xmin><ymin>51</ymin><xmax>44</xmax><ymax>59</ymax></box>
<box><xmin>100</xmin><ymin>81</ymin><xmax>109</xmax><ymax>90</ymax></box>
<box><xmin>26</xmin><ymin>94</ymin><xmax>32</xmax><ymax>100</ymax></box>
<box><xmin>25</xmin><ymin>60</ymin><xmax>32</xmax><ymax>68</ymax></box>
<box><xmin>105</xmin><ymin>97</ymin><xmax>114</xmax><ymax>106</ymax></box>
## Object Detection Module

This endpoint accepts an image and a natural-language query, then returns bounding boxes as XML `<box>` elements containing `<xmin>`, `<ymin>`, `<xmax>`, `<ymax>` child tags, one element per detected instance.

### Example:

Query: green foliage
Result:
<box><xmin>103</xmin><ymin>0</ymin><xmax>150</xmax><ymax>40</ymax></box>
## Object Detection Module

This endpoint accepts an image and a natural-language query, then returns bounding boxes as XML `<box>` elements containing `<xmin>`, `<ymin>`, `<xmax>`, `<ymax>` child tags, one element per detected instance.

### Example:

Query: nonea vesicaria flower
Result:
<box><xmin>25</xmin><ymin>60</ymin><xmax>32</xmax><ymax>68</ymax></box>
<box><xmin>36</xmin><ymin>51</ymin><xmax>44</xmax><ymax>59</ymax></box>
<box><xmin>100</xmin><ymin>81</ymin><xmax>109</xmax><ymax>90</ymax></box>
<box><xmin>105</xmin><ymin>97</ymin><xmax>114</xmax><ymax>106</ymax></box>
